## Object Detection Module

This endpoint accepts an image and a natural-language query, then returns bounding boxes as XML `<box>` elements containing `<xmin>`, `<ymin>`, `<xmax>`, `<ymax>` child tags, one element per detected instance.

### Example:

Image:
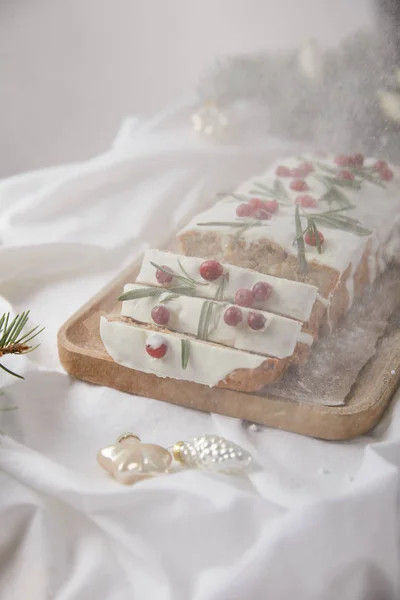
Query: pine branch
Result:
<box><xmin>0</xmin><ymin>312</ymin><xmax>44</xmax><ymax>379</ymax></box>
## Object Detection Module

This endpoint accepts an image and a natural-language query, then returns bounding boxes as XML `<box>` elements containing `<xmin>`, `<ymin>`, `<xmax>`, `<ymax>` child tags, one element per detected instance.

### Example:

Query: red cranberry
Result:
<box><xmin>156</xmin><ymin>265</ymin><xmax>174</xmax><ymax>285</ymax></box>
<box><xmin>253</xmin><ymin>208</ymin><xmax>272</xmax><ymax>220</ymax></box>
<box><xmin>304</xmin><ymin>230</ymin><xmax>324</xmax><ymax>247</ymax></box>
<box><xmin>353</xmin><ymin>153</ymin><xmax>364</xmax><ymax>166</ymax></box>
<box><xmin>290</xmin><ymin>179</ymin><xmax>308</xmax><ymax>192</ymax></box>
<box><xmin>247</xmin><ymin>311</ymin><xmax>266</xmax><ymax>330</ymax></box>
<box><xmin>295</xmin><ymin>194</ymin><xmax>317</xmax><ymax>208</ymax></box>
<box><xmin>339</xmin><ymin>170</ymin><xmax>355</xmax><ymax>181</ymax></box>
<box><xmin>199</xmin><ymin>260</ymin><xmax>223</xmax><ymax>281</ymax></box>
<box><xmin>374</xmin><ymin>160</ymin><xmax>388</xmax><ymax>170</ymax></box>
<box><xmin>299</xmin><ymin>162</ymin><xmax>314</xmax><ymax>175</ymax></box>
<box><xmin>262</xmin><ymin>199</ymin><xmax>279</xmax><ymax>214</ymax></box>
<box><xmin>151</xmin><ymin>305</ymin><xmax>170</xmax><ymax>325</ymax></box>
<box><xmin>276</xmin><ymin>165</ymin><xmax>291</xmax><ymax>177</ymax></box>
<box><xmin>380</xmin><ymin>168</ymin><xmax>393</xmax><ymax>181</ymax></box>
<box><xmin>146</xmin><ymin>334</ymin><xmax>168</xmax><ymax>358</ymax></box>
<box><xmin>252</xmin><ymin>281</ymin><xmax>273</xmax><ymax>301</ymax></box>
<box><xmin>248</xmin><ymin>197</ymin><xmax>264</xmax><ymax>209</ymax></box>
<box><xmin>236</xmin><ymin>203</ymin><xmax>252</xmax><ymax>217</ymax></box>
<box><xmin>290</xmin><ymin>168</ymin><xmax>304</xmax><ymax>178</ymax></box>
<box><xmin>223</xmin><ymin>306</ymin><xmax>243</xmax><ymax>327</ymax></box>
<box><xmin>235</xmin><ymin>288</ymin><xmax>254</xmax><ymax>307</ymax></box>
<box><xmin>334</xmin><ymin>154</ymin><xmax>351</xmax><ymax>166</ymax></box>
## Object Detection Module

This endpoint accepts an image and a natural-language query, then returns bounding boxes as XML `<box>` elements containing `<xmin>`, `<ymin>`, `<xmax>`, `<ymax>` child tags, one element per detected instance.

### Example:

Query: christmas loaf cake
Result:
<box><xmin>178</xmin><ymin>154</ymin><xmax>400</xmax><ymax>331</ymax></box>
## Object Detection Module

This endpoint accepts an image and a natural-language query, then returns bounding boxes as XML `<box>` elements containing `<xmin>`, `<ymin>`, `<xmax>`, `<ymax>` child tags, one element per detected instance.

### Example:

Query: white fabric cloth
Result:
<box><xmin>0</xmin><ymin>104</ymin><xmax>400</xmax><ymax>600</ymax></box>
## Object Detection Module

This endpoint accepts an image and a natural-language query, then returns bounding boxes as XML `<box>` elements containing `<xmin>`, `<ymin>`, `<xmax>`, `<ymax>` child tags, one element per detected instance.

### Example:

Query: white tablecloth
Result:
<box><xmin>1</xmin><ymin>105</ymin><xmax>400</xmax><ymax>600</ymax></box>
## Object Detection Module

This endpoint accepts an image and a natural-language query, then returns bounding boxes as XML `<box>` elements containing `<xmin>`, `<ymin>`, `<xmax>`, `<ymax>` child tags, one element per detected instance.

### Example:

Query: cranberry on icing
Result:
<box><xmin>374</xmin><ymin>160</ymin><xmax>388</xmax><ymax>170</ymax></box>
<box><xmin>155</xmin><ymin>265</ymin><xmax>174</xmax><ymax>285</ymax></box>
<box><xmin>295</xmin><ymin>195</ymin><xmax>317</xmax><ymax>208</ymax></box>
<box><xmin>305</xmin><ymin>230</ymin><xmax>324</xmax><ymax>247</ymax></box>
<box><xmin>146</xmin><ymin>334</ymin><xmax>168</xmax><ymax>358</ymax></box>
<box><xmin>248</xmin><ymin>197</ymin><xmax>264</xmax><ymax>209</ymax></box>
<box><xmin>236</xmin><ymin>203</ymin><xmax>252</xmax><ymax>217</ymax></box>
<box><xmin>334</xmin><ymin>154</ymin><xmax>351</xmax><ymax>166</ymax></box>
<box><xmin>290</xmin><ymin>179</ymin><xmax>308</xmax><ymax>192</ymax></box>
<box><xmin>262</xmin><ymin>199</ymin><xmax>279</xmax><ymax>214</ymax></box>
<box><xmin>199</xmin><ymin>260</ymin><xmax>223</xmax><ymax>281</ymax></box>
<box><xmin>338</xmin><ymin>170</ymin><xmax>355</xmax><ymax>181</ymax></box>
<box><xmin>352</xmin><ymin>153</ymin><xmax>364</xmax><ymax>166</ymax></box>
<box><xmin>223</xmin><ymin>306</ymin><xmax>243</xmax><ymax>327</ymax></box>
<box><xmin>252</xmin><ymin>281</ymin><xmax>273</xmax><ymax>301</ymax></box>
<box><xmin>247</xmin><ymin>311</ymin><xmax>266</xmax><ymax>330</ymax></box>
<box><xmin>235</xmin><ymin>288</ymin><xmax>254</xmax><ymax>307</ymax></box>
<box><xmin>151</xmin><ymin>305</ymin><xmax>170</xmax><ymax>326</ymax></box>
<box><xmin>276</xmin><ymin>165</ymin><xmax>291</xmax><ymax>177</ymax></box>
<box><xmin>380</xmin><ymin>168</ymin><xmax>393</xmax><ymax>181</ymax></box>
<box><xmin>252</xmin><ymin>208</ymin><xmax>272</xmax><ymax>220</ymax></box>
<box><xmin>299</xmin><ymin>162</ymin><xmax>314</xmax><ymax>175</ymax></box>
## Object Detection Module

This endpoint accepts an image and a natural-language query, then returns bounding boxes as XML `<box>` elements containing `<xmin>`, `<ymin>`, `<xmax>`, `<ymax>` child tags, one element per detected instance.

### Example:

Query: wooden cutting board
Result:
<box><xmin>57</xmin><ymin>255</ymin><xmax>400</xmax><ymax>441</ymax></box>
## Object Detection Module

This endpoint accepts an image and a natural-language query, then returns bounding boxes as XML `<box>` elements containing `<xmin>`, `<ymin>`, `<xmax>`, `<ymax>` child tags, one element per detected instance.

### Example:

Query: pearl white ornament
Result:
<box><xmin>192</xmin><ymin>102</ymin><xmax>228</xmax><ymax>140</ymax></box>
<box><xmin>174</xmin><ymin>435</ymin><xmax>252</xmax><ymax>473</ymax></box>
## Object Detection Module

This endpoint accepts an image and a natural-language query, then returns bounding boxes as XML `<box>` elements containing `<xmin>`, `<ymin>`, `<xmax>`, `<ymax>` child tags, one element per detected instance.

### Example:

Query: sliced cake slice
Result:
<box><xmin>100</xmin><ymin>316</ymin><xmax>288</xmax><ymax>392</ymax></box>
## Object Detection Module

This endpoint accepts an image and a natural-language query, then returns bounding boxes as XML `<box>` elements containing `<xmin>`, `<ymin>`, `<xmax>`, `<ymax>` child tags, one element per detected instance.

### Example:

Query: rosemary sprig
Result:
<box><xmin>349</xmin><ymin>167</ymin><xmax>385</xmax><ymax>188</ymax></box>
<box><xmin>0</xmin><ymin>312</ymin><xmax>44</xmax><ymax>379</ymax></box>
<box><xmin>150</xmin><ymin>261</ymin><xmax>208</xmax><ymax>288</ymax></box>
<box><xmin>197</xmin><ymin>300</ymin><xmax>214</xmax><ymax>340</ymax></box>
<box><xmin>159</xmin><ymin>293</ymin><xmax>180</xmax><ymax>304</ymax></box>
<box><xmin>249</xmin><ymin>178</ymin><xmax>291</xmax><ymax>205</ymax></box>
<box><xmin>320</xmin><ymin>186</ymin><xmax>354</xmax><ymax>209</ymax></box>
<box><xmin>197</xmin><ymin>273</ymin><xmax>229</xmax><ymax>340</ymax></box>
<box><xmin>118</xmin><ymin>286</ymin><xmax>195</xmax><ymax>302</ymax></box>
<box><xmin>150</xmin><ymin>261</ymin><xmax>195</xmax><ymax>288</ymax></box>
<box><xmin>312</xmin><ymin>212</ymin><xmax>371</xmax><ymax>236</ymax></box>
<box><xmin>294</xmin><ymin>205</ymin><xmax>308</xmax><ymax>275</ymax></box>
<box><xmin>216</xmin><ymin>192</ymin><xmax>249</xmax><ymax>202</ymax></box>
<box><xmin>181</xmin><ymin>338</ymin><xmax>190</xmax><ymax>370</ymax></box>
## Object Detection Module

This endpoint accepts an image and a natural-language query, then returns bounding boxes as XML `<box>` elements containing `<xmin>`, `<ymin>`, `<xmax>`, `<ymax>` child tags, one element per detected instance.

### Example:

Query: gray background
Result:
<box><xmin>0</xmin><ymin>0</ymin><xmax>374</xmax><ymax>177</ymax></box>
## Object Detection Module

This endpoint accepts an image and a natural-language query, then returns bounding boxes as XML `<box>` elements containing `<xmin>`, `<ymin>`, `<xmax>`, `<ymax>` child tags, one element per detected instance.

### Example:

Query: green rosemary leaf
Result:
<box><xmin>118</xmin><ymin>288</ymin><xmax>163</xmax><ymax>301</ymax></box>
<box><xmin>253</xmin><ymin>181</ymin><xmax>275</xmax><ymax>195</ymax></box>
<box><xmin>197</xmin><ymin>300</ymin><xmax>216</xmax><ymax>341</ymax></box>
<box><xmin>350</xmin><ymin>168</ymin><xmax>385</xmax><ymax>188</ymax></box>
<box><xmin>181</xmin><ymin>338</ymin><xmax>190</xmax><ymax>370</ymax></box>
<box><xmin>319</xmin><ymin>184</ymin><xmax>353</xmax><ymax>209</ymax></box>
<box><xmin>313</xmin><ymin>215</ymin><xmax>371</xmax><ymax>236</ymax></box>
<box><xmin>217</xmin><ymin>192</ymin><xmax>249</xmax><ymax>202</ymax></box>
<box><xmin>310</xmin><ymin>220</ymin><xmax>322</xmax><ymax>254</ymax></box>
<box><xmin>215</xmin><ymin>273</ymin><xmax>227</xmax><ymax>301</ymax></box>
<box><xmin>274</xmin><ymin>178</ymin><xmax>290</xmax><ymax>202</ymax></box>
<box><xmin>211</xmin><ymin>303</ymin><xmax>225</xmax><ymax>333</ymax></box>
<box><xmin>159</xmin><ymin>293</ymin><xmax>180</xmax><ymax>304</ymax></box>
<box><xmin>322</xmin><ymin>175</ymin><xmax>362</xmax><ymax>190</ymax></box>
<box><xmin>295</xmin><ymin>205</ymin><xmax>308</xmax><ymax>275</ymax></box>
<box><xmin>197</xmin><ymin>220</ymin><xmax>269</xmax><ymax>228</ymax></box>
<box><xmin>177</xmin><ymin>259</ymin><xmax>192</xmax><ymax>280</ymax></box>
<box><xmin>315</xmin><ymin>162</ymin><xmax>338</xmax><ymax>175</ymax></box>
<box><xmin>150</xmin><ymin>261</ymin><xmax>195</xmax><ymax>287</ymax></box>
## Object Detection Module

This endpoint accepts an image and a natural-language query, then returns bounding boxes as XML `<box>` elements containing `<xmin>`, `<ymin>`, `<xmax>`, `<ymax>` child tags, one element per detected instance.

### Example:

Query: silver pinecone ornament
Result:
<box><xmin>173</xmin><ymin>434</ymin><xmax>252</xmax><ymax>473</ymax></box>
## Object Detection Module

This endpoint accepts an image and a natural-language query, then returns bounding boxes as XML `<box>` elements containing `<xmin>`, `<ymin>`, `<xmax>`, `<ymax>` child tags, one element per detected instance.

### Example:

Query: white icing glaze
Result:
<box><xmin>121</xmin><ymin>284</ymin><xmax>306</xmax><ymax>359</ymax></box>
<box><xmin>136</xmin><ymin>249</ymin><xmax>318</xmax><ymax>322</ymax></box>
<box><xmin>100</xmin><ymin>317</ymin><xmax>267</xmax><ymax>387</ymax></box>
<box><xmin>179</xmin><ymin>155</ymin><xmax>400</xmax><ymax>277</ymax></box>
